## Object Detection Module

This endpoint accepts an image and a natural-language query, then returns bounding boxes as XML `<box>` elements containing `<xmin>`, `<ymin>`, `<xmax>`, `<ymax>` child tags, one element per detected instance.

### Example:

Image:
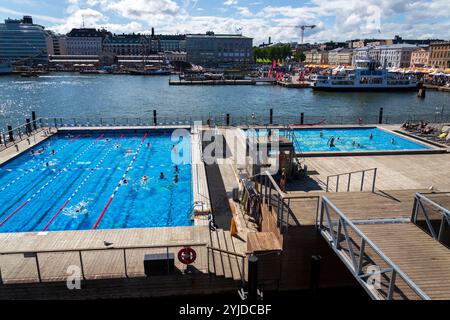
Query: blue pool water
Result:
<box><xmin>0</xmin><ymin>131</ymin><xmax>193</xmax><ymax>233</ymax></box>
<box><xmin>247</xmin><ymin>127</ymin><xmax>430</xmax><ymax>153</ymax></box>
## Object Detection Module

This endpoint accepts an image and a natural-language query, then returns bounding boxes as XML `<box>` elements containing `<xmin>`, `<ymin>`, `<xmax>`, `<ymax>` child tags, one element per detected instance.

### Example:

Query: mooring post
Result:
<box><xmin>7</xmin><ymin>125</ymin><xmax>13</xmax><ymax>142</ymax></box>
<box><xmin>153</xmin><ymin>110</ymin><xmax>157</xmax><ymax>126</ymax></box>
<box><xmin>32</xmin><ymin>111</ymin><xmax>37</xmax><ymax>131</ymax></box>
<box><xmin>248</xmin><ymin>255</ymin><xmax>258</xmax><ymax>301</ymax></box>
<box><xmin>378</xmin><ymin>108</ymin><xmax>384</xmax><ymax>124</ymax></box>
<box><xmin>269</xmin><ymin>108</ymin><xmax>273</xmax><ymax>125</ymax></box>
<box><xmin>309</xmin><ymin>255</ymin><xmax>322</xmax><ymax>300</ymax></box>
<box><xmin>300</xmin><ymin>113</ymin><xmax>305</xmax><ymax>125</ymax></box>
<box><xmin>226</xmin><ymin>113</ymin><xmax>230</xmax><ymax>126</ymax></box>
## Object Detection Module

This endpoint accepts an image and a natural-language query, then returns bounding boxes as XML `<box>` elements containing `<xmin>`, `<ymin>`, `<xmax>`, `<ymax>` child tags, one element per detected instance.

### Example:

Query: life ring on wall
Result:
<box><xmin>178</xmin><ymin>247</ymin><xmax>197</xmax><ymax>265</ymax></box>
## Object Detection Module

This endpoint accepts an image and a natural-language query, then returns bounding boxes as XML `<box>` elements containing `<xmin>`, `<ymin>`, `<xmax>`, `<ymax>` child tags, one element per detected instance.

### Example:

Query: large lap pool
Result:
<box><xmin>0</xmin><ymin>131</ymin><xmax>193</xmax><ymax>233</ymax></box>
<box><xmin>247</xmin><ymin>127</ymin><xmax>431</xmax><ymax>153</ymax></box>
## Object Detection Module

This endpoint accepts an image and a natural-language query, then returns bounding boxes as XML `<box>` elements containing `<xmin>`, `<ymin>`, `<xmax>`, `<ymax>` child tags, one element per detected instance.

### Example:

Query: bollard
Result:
<box><xmin>269</xmin><ymin>109</ymin><xmax>273</xmax><ymax>125</ymax></box>
<box><xmin>226</xmin><ymin>114</ymin><xmax>230</xmax><ymax>126</ymax></box>
<box><xmin>248</xmin><ymin>255</ymin><xmax>258</xmax><ymax>302</ymax></box>
<box><xmin>7</xmin><ymin>125</ymin><xmax>14</xmax><ymax>142</ymax></box>
<box><xmin>378</xmin><ymin>108</ymin><xmax>384</xmax><ymax>124</ymax></box>
<box><xmin>309</xmin><ymin>255</ymin><xmax>322</xmax><ymax>300</ymax></box>
<box><xmin>32</xmin><ymin>111</ymin><xmax>37</xmax><ymax>131</ymax></box>
<box><xmin>153</xmin><ymin>110</ymin><xmax>157</xmax><ymax>126</ymax></box>
<box><xmin>300</xmin><ymin>113</ymin><xmax>305</xmax><ymax>125</ymax></box>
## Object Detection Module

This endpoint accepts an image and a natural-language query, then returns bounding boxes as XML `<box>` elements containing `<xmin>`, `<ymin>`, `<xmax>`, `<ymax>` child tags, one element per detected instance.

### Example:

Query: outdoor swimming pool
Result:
<box><xmin>0</xmin><ymin>131</ymin><xmax>193</xmax><ymax>233</ymax></box>
<box><xmin>246</xmin><ymin>127</ymin><xmax>431</xmax><ymax>153</ymax></box>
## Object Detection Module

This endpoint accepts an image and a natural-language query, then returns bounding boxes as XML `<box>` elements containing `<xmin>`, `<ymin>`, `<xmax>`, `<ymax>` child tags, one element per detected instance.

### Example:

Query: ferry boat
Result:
<box><xmin>311</xmin><ymin>60</ymin><xmax>419</xmax><ymax>92</ymax></box>
<box><xmin>0</xmin><ymin>60</ymin><xmax>13</xmax><ymax>75</ymax></box>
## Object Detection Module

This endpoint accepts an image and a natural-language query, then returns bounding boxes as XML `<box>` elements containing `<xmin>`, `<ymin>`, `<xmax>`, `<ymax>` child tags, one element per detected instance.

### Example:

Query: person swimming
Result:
<box><xmin>126</xmin><ymin>149</ymin><xmax>134</xmax><ymax>154</ymax></box>
<box><xmin>121</xmin><ymin>178</ymin><xmax>128</xmax><ymax>185</ymax></box>
<box><xmin>174</xmin><ymin>165</ymin><xmax>179</xmax><ymax>173</ymax></box>
<box><xmin>174</xmin><ymin>174</ymin><xmax>179</xmax><ymax>183</ymax></box>
<box><xmin>51</xmin><ymin>149</ymin><xmax>55</xmax><ymax>155</ymax></box>
<box><xmin>320</xmin><ymin>131</ymin><xmax>323</xmax><ymax>138</ymax></box>
<box><xmin>391</xmin><ymin>138</ymin><xmax>395</xmax><ymax>144</ymax></box>
<box><xmin>352</xmin><ymin>140</ymin><xmax>356</xmax><ymax>146</ymax></box>
<box><xmin>105</xmin><ymin>138</ymin><xmax>111</xmax><ymax>142</ymax></box>
<box><xmin>369</xmin><ymin>133</ymin><xmax>373</xmax><ymax>140</ymax></box>
<box><xmin>141</xmin><ymin>175</ymin><xmax>148</xmax><ymax>185</ymax></box>
<box><xmin>329</xmin><ymin>136</ymin><xmax>336</xmax><ymax>148</ymax></box>
<box><xmin>160</xmin><ymin>172</ymin><xmax>165</xmax><ymax>180</ymax></box>
<box><xmin>146</xmin><ymin>142</ymin><xmax>151</xmax><ymax>148</ymax></box>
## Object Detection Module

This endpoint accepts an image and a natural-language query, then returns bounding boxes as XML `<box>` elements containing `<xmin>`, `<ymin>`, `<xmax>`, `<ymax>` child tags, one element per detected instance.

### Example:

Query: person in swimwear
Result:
<box><xmin>160</xmin><ymin>172</ymin><xmax>165</xmax><ymax>180</ymax></box>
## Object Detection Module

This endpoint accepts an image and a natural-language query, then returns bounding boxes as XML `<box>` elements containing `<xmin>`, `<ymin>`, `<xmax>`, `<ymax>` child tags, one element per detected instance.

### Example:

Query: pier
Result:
<box><xmin>169</xmin><ymin>79</ymin><xmax>256</xmax><ymax>86</ymax></box>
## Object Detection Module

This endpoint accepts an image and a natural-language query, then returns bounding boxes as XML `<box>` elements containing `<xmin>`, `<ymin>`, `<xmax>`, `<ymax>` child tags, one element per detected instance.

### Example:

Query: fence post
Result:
<box><xmin>309</xmin><ymin>255</ymin><xmax>322</xmax><ymax>300</ymax></box>
<box><xmin>378</xmin><ymin>108</ymin><xmax>384</xmax><ymax>124</ymax></box>
<box><xmin>226</xmin><ymin>114</ymin><xmax>230</xmax><ymax>126</ymax></box>
<box><xmin>248</xmin><ymin>255</ymin><xmax>258</xmax><ymax>301</ymax></box>
<box><xmin>7</xmin><ymin>125</ymin><xmax>13</xmax><ymax>142</ymax></box>
<box><xmin>32</xmin><ymin>111</ymin><xmax>37</xmax><ymax>130</ymax></box>
<box><xmin>300</xmin><ymin>113</ymin><xmax>304</xmax><ymax>125</ymax></box>
<box><xmin>153</xmin><ymin>110</ymin><xmax>157</xmax><ymax>126</ymax></box>
<box><xmin>269</xmin><ymin>109</ymin><xmax>273</xmax><ymax>125</ymax></box>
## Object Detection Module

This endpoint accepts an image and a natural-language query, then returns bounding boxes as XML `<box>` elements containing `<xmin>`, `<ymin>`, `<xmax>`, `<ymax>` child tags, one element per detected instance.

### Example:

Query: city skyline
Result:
<box><xmin>0</xmin><ymin>0</ymin><xmax>449</xmax><ymax>45</ymax></box>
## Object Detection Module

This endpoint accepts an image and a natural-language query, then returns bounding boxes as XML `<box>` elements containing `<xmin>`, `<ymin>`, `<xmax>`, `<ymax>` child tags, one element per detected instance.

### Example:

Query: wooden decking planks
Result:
<box><xmin>191</xmin><ymin>130</ymin><xmax>211</xmax><ymax>214</ymax></box>
<box><xmin>0</xmin><ymin>226</ymin><xmax>210</xmax><ymax>284</ymax></box>
<box><xmin>358</xmin><ymin>223</ymin><xmax>450</xmax><ymax>300</ymax></box>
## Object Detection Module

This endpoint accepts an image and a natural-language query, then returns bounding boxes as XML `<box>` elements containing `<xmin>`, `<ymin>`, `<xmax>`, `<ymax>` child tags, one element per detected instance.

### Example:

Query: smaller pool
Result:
<box><xmin>246</xmin><ymin>127</ymin><xmax>431</xmax><ymax>153</ymax></box>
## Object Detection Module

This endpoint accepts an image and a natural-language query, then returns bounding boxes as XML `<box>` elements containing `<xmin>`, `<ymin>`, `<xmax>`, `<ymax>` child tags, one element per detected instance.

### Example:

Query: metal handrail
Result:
<box><xmin>207</xmin><ymin>246</ymin><xmax>246</xmax><ymax>285</ymax></box>
<box><xmin>326</xmin><ymin>168</ymin><xmax>378</xmax><ymax>193</ymax></box>
<box><xmin>412</xmin><ymin>192</ymin><xmax>450</xmax><ymax>244</ymax></box>
<box><xmin>0</xmin><ymin>242</ymin><xmax>208</xmax><ymax>284</ymax></box>
<box><xmin>318</xmin><ymin>196</ymin><xmax>430</xmax><ymax>300</ymax></box>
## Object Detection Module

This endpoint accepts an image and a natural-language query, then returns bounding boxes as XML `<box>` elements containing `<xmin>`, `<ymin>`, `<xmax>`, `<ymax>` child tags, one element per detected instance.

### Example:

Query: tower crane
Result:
<box><xmin>297</xmin><ymin>25</ymin><xmax>316</xmax><ymax>44</ymax></box>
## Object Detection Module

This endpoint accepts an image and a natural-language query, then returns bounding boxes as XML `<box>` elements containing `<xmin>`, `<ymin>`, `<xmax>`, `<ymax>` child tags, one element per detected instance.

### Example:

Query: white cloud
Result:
<box><xmin>44</xmin><ymin>0</ymin><xmax>449</xmax><ymax>44</ymax></box>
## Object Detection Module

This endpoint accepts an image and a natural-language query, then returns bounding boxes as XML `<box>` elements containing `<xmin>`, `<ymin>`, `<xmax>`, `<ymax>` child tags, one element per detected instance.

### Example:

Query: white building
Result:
<box><xmin>66</xmin><ymin>28</ymin><xmax>108</xmax><ymax>55</ymax></box>
<box><xmin>352</xmin><ymin>44</ymin><xmax>419</xmax><ymax>68</ymax></box>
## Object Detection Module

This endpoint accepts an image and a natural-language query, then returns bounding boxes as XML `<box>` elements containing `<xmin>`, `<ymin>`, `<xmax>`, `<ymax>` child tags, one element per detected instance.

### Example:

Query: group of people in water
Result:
<box><xmin>321</xmin><ymin>130</ymin><xmax>395</xmax><ymax>148</ymax></box>
<box><xmin>120</xmin><ymin>165</ymin><xmax>181</xmax><ymax>187</ymax></box>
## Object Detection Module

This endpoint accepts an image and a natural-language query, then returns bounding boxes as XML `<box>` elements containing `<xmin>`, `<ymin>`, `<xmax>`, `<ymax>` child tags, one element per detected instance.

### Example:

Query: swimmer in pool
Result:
<box><xmin>329</xmin><ymin>136</ymin><xmax>336</xmax><ymax>148</ymax></box>
<box><xmin>391</xmin><ymin>138</ymin><xmax>395</xmax><ymax>144</ymax></box>
<box><xmin>142</xmin><ymin>175</ymin><xmax>148</xmax><ymax>184</ymax></box>
<box><xmin>126</xmin><ymin>149</ymin><xmax>134</xmax><ymax>154</ymax></box>
<box><xmin>369</xmin><ymin>133</ymin><xmax>373</xmax><ymax>140</ymax></box>
<box><xmin>352</xmin><ymin>140</ymin><xmax>356</xmax><ymax>146</ymax></box>
<box><xmin>160</xmin><ymin>172</ymin><xmax>165</xmax><ymax>180</ymax></box>
<box><xmin>320</xmin><ymin>131</ymin><xmax>323</xmax><ymax>138</ymax></box>
<box><xmin>146</xmin><ymin>142</ymin><xmax>151</xmax><ymax>148</ymax></box>
<box><xmin>114</xmin><ymin>144</ymin><xmax>120</xmax><ymax>149</ymax></box>
<box><xmin>51</xmin><ymin>149</ymin><xmax>55</xmax><ymax>155</ymax></box>
<box><xmin>174</xmin><ymin>174</ymin><xmax>179</xmax><ymax>183</ymax></box>
<box><xmin>174</xmin><ymin>165</ymin><xmax>179</xmax><ymax>173</ymax></box>
<box><xmin>121</xmin><ymin>178</ymin><xmax>128</xmax><ymax>185</ymax></box>
<box><xmin>106</xmin><ymin>138</ymin><xmax>111</xmax><ymax>142</ymax></box>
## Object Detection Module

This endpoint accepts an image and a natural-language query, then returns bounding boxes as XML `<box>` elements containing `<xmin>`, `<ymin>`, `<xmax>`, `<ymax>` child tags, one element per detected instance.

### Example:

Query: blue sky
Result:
<box><xmin>0</xmin><ymin>0</ymin><xmax>449</xmax><ymax>44</ymax></box>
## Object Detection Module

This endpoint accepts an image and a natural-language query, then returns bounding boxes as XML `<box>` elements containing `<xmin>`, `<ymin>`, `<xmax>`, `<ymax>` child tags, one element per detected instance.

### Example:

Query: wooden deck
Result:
<box><xmin>0</xmin><ymin>226</ymin><xmax>210</xmax><ymax>284</ymax></box>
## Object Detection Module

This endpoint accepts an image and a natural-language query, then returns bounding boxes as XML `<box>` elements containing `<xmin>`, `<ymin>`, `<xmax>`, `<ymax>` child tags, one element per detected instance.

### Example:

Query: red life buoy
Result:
<box><xmin>178</xmin><ymin>247</ymin><xmax>197</xmax><ymax>265</ymax></box>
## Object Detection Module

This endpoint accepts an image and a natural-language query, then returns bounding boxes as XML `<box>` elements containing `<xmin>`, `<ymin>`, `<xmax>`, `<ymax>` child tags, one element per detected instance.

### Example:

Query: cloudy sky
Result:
<box><xmin>0</xmin><ymin>0</ymin><xmax>449</xmax><ymax>44</ymax></box>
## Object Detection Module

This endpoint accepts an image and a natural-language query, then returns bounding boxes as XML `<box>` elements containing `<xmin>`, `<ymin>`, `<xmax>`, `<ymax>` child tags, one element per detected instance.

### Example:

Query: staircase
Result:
<box><xmin>208</xmin><ymin>228</ymin><xmax>246</xmax><ymax>282</ymax></box>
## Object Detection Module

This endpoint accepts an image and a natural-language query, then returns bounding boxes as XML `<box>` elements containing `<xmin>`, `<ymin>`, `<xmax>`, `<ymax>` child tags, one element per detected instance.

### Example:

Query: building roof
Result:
<box><xmin>67</xmin><ymin>28</ymin><xmax>110</xmax><ymax>38</ymax></box>
<box><xmin>156</xmin><ymin>35</ymin><xmax>186</xmax><ymax>40</ymax></box>
<box><xmin>186</xmin><ymin>33</ymin><xmax>252</xmax><ymax>40</ymax></box>
<box><xmin>376</xmin><ymin>43</ymin><xmax>420</xmax><ymax>50</ymax></box>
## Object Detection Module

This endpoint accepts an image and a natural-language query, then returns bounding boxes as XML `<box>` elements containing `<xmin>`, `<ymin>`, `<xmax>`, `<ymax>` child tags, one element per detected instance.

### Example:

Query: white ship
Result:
<box><xmin>0</xmin><ymin>60</ymin><xmax>13</xmax><ymax>75</ymax></box>
<box><xmin>311</xmin><ymin>60</ymin><xmax>419</xmax><ymax>92</ymax></box>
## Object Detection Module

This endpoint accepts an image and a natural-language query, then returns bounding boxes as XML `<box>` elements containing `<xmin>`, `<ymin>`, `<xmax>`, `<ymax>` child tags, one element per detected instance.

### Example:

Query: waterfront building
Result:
<box><xmin>410</xmin><ymin>46</ymin><xmax>430</xmax><ymax>68</ymax></box>
<box><xmin>155</xmin><ymin>35</ymin><xmax>186</xmax><ymax>53</ymax></box>
<box><xmin>328</xmin><ymin>48</ymin><xmax>353</xmax><ymax>66</ymax></box>
<box><xmin>429</xmin><ymin>41</ymin><xmax>450</xmax><ymax>69</ymax></box>
<box><xmin>393</xmin><ymin>35</ymin><xmax>444</xmax><ymax>46</ymax></box>
<box><xmin>103</xmin><ymin>34</ymin><xmax>150</xmax><ymax>56</ymax></box>
<box><xmin>45</xmin><ymin>31</ymin><xmax>67</xmax><ymax>56</ymax></box>
<box><xmin>305</xmin><ymin>49</ymin><xmax>329</xmax><ymax>65</ymax></box>
<box><xmin>378</xmin><ymin>43</ymin><xmax>419</xmax><ymax>68</ymax></box>
<box><xmin>0</xmin><ymin>16</ymin><xmax>48</xmax><ymax>65</ymax></box>
<box><xmin>185</xmin><ymin>32</ymin><xmax>253</xmax><ymax>67</ymax></box>
<box><xmin>164</xmin><ymin>51</ymin><xmax>187</xmax><ymax>63</ymax></box>
<box><xmin>66</xmin><ymin>28</ymin><xmax>110</xmax><ymax>55</ymax></box>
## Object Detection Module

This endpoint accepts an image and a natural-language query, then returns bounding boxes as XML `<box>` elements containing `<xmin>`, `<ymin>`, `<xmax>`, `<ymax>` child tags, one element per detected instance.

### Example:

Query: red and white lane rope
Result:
<box><xmin>92</xmin><ymin>132</ymin><xmax>148</xmax><ymax>230</ymax></box>
<box><xmin>41</xmin><ymin>134</ymin><xmax>125</xmax><ymax>231</ymax></box>
<box><xmin>0</xmin><ymin>134</ymin><xmax>105</xmax><ymax>227</ymax></box>
<box><xmin>0</xmin><ymin>135</ymin><xmax>82</xmax><ymax>193</ymax></box>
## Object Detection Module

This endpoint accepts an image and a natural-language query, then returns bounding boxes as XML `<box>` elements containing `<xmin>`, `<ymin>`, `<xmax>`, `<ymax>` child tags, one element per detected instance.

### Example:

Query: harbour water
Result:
<box><xmin>0</xmin><ymin>73</ymin><xmax>448</xmax><ymax>128</ymax></box>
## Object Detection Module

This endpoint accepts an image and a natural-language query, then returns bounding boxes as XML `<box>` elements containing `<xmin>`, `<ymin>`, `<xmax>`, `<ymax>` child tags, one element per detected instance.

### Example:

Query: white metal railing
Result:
<box><xmin>318</xmin><ymin>196</ymin><xmax>430</xmax><ymax>300</ymax></box>
<box><xmin>412</xmin><ymin>193</ymin><xmax>450</xmax><ymax>245</ymax></box>
<box><xmin>326</xmin><ymin>168</ymin><xmax>378</xmax><ymax>193</ymax></box>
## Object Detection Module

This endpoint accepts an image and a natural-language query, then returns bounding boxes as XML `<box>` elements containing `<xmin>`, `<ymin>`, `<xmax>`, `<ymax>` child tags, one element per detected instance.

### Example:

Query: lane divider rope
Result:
<box><xmin>0</xmin><ymin>135</ymin><xmax>81</xmax><ymax>193</ymax></box>
<box><xmin>92</xmin><ymin>133</ymin><xmax>148</xmax><ymax>230</ymax></box>
<box><xmin>0</xmin><ymin>134</ymin><xmax>104</xmax><ymax>227</ymax></box>
<box><xmin>41</xmin><ymin>134</ymin><xmax>125</xmax><ymax>231</ymax></box>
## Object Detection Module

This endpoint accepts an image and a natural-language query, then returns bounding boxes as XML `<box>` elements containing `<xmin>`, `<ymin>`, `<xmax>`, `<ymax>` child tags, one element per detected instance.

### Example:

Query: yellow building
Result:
<box><xmin>429</xmin><ymin>41</ymin><xmax>450</xmax><ymax>69</ymax></box>
<box><xmin>410</xmin><ymin>47</ymin><xmax>430</xmax><ymax>68</ymax></box>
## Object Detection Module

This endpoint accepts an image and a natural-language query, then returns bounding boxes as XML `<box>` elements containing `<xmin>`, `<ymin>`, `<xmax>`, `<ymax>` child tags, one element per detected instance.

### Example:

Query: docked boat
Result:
<box><xmin>129</xmin><ymin>69</ymin><xmax>171</xmax><ymax>76</ymax></box>
<box><xmin>311</xmin><ymin>60</ymin><xmax>419</xmax><ymax>92</ymax></box>
<box><xmin>0</xmin><ymin>60</ymin><xmax>13</xmax><ymax>75</ymax></box>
